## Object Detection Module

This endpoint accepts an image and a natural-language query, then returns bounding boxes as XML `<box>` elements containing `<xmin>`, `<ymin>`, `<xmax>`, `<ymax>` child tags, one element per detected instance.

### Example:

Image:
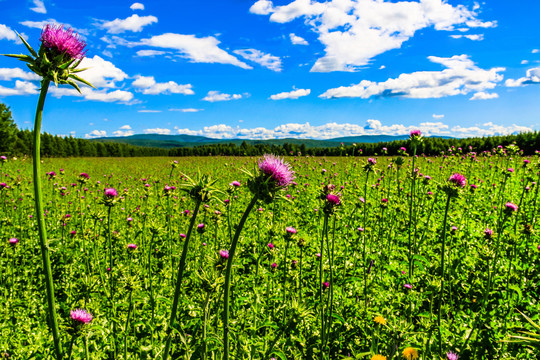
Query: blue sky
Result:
<box><xmin>0</xmin><ymin>0</ymin><xmax>539</xmax><ymax>140</ymax></box>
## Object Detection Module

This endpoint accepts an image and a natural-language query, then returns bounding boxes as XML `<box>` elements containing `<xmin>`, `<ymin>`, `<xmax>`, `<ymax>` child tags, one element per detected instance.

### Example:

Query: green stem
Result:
<box><xmin>408</xmin><ymin>145</ymin><xmax>417</xmax><ymax>278</ymax></box>
<box><xmin>223</xmin><ymin>195</ymin><xmax>259</xmax><ymax>360</ymax></box>
<box><xmin>162</xmin><ymin>198</ymin><xmax>202</xmax><ymax>360</ymax></box>
<box><xmin>438</xmin><ymin>194</ymin><xmax>452</xmax><ymax>357</ymax></box>
<box><xmin>33</xmin><ymin>79</ymin><xmax>62</xmax><ymax>359</ymax></box>
<box><xmin>124</xmin><ymin>290</ymin><xmax>134</xmax><ymax>359</ymax></box>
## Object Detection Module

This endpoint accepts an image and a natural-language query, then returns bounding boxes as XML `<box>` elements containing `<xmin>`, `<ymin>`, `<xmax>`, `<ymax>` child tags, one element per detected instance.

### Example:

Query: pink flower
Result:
<box><xmin>286</xmin><ymin>226</ymin><xmax>297</xmax><ymax>234</ymax></box>
<box><xmin>230</xmin><ymin>181</ymin><xmax>241</xmax><ymax>187</ymax></box>
<box><xmin>70</xmin><ymin>309</ymin><xmax>93</xmax><ymax>324</ymax></box>
<box><xmin>40</xmin><ymin>24</ymin><xmax>87</xmax><ymax>60</ymax></box>
<box><xmin>448</xmin><ymin>173</ymin><xmax>466</xmax><ymax>188</ymax></box>
<box><xmin>104</xmin><ymin>188</ymin><xmax>118</xmax><ymax>198</ymax></box>
<box><xmin>367</xmin><ymin>158</ymin><xmax>377</xmax><ymax>166</ymax></box>
<box><xmin>258</xmin><ymin>154</ymin><xmax>295</xmax><ymax>188</ymax></box>
<box><xmin>8</xmin><ymin>238</ymin><xmax>19</xmax><ymax>246</ymax></box>
<box><xmin>404</xmin><ymin>284</ymin><xmax>412</xmax><ymax>290</ymax></box>
<box><xmin>505</xmin><ymin>202</ymin><xmax>518</xmax><ymax>212</ymax></box>
<box><xmin>271</xmin><ymin>262</ymin><xmax>278</xmax><ymax>269</ymax></box>
<box><xmin>410</xmin><ymin>129</ymin><xmax>422</xmax><ymax>138</ymax></box>
<box><xmin>127</xmin><ymin>243</ymin><xmax>137</xmax><ymax>250</ymax></box>
<box><xmin>322</xmin><ymin>281</ymin><xmax>330</xmax><ymax>290</ymax></box>
<box><xmin>220</xmin><ymin>249</ymin><xmax>229</xmax><ymax>259</ymax></box>
<box><xmin>326</xmin><ymin>193</ymin><xmax>340</xmax><ymax>206</ymax></box>
<box><xmin>267</xmin><ymin>243</ymin><xmax>274</xmax><ymax>249</ymax></box>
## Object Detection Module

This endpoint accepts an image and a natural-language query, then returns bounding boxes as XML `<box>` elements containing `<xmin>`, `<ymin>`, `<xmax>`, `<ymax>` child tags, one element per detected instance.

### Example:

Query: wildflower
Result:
<box><xmin>286</xmin><ymin>226</ymin><xmax>297</xmax><ymax>235</ymax></box>
<box><xmin>104</xmin><ymin>188</ymin><xmax>118</xmax><ymax>198</ymax></box>
<box><xmin>322</xmin><ymin>281</ymin><xmax>330</xmax><ymax>290</ymax></box>
<box><xmin>368</xmin><ymin>158</ymin><xmax>377</xmax><ymax>165</ymax></box>
<box><xmin>271</xmin><ymin>262</ymin><xmax>278</xmax><ymax>269</ymax></box>
<box><xmin>404</xmin><ymin>284</ymin><xmax>412</xmax><ymax>290</ymax></box>
<box><xmin>448</xmin><ymin>173</ymin><xmax>467</xmax><ymax>188</ymax></box>
<box><xmin>257</xmin><ymin>154</ymin><xmax>295</xmax><ymax>188</ymax></box>
<box><xmin>8</xmin><ymin>238</ymin><xmax>19</xmax><ymax>246</ymax></box>
<box><xmin>230</xmin><ymin>181</ymin><xmax>241</xmax><ymax>187</ymax></box>
<box><xmin>219</xmin><ymin>249</ymin><xmax>229</xmax><ymax>260</ymax></box>
<box><xmin>179</xmin><ymin>233</ymin><xmax>186</xmax><ymax>239</ymax></box>
<box><xmin>127</xmin><ymin>243</ymin><xmax>137</xmax><ymax>251</ymax></box>
<box><xmin>402</xmin><ymin>347</ymin><xmax>419</xmax><ymax>360</ymax></box>
<box><xmin>0</xmin><ymin>155</ymin><xmax>6</xmax><ymax>162</ymax></box>
<box><xmin>197</xmin><ymin>223</ymin><xmax>206</xmax><ymax>233</ymax></box>
<box><xmin>504</xmin><ymin>202</ymin><xmax>518</xmax><ymax>213</ymax></box>
<box><xmin>446</xmin><ymin>351</ymin><xmax>459</xmax><ymax>360</ymax></box>
<box><xmin>70</xmin><ymin>309</ymin><xmax>92</xmax><ymax>325</ymax></box>
<box><xmin>326</xmin><ymin>193</ymin><xmax>340</xmax><ymax>206</ymax></box>
<box><xmin>371</xmin><ymin>355</ymin><xmax>387</xmax><ymax>360</ymax></box>
<box><xmin>409</xmin><ymin>129</ymin><xmax>422</xmax><ymax>138</ymax></box>
<box><xmin>40</xmin><ymin>25</ymin><xmax>87</xmax><ymax>60</ymax></box>
<box><xmin>0</xmin><ymin>183</ymin><xmax>8</xmax><ymax>189</ymax></box>
<box><xmin>374</xmin><ymin>316</ymin><xmax>386</xmax><ymax>325</ymax></box>
<box><xmin>267</xmin><ymin>243</ymin><xmax>274</xmax><ymax>250</ymax></box>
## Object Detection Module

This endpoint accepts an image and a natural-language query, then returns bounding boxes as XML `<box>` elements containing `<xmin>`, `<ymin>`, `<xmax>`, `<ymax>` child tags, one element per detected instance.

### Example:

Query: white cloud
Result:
<box><xmin>521</xmin><ymin>60</ymin><xmax>529</xmax><ymax>65</ymax></box>
<box><xmin>132</xmin><ymin>75</ymin><xmax>194</xmax><ymax>95</ymax></box>
<box><xmin>77</xmin><ymin>55</ymin><xmax>129</xmax><ymax>88</ymax></box>
<box><xmin>233</xmin><ymin>49</ymin><xmax>282</xmax><ymax>71</ymax></box>
<box><xmin>30</xmin><ymin>0</ymin><xmax>46</xmax><ymax>14</ymax></box>
<box><xmin>505</xmin><ymin>67</ymin><xmax>540</xmax><ymax>87</ymax></box>
<box><xmin>175</xmin><ymin>120</ymin><xmax>530</xmax><ymax>140</ymax></box>
<box><xmin>0</xmin><ymin>24</ymin><xmax>21</xmax><ymax>43</ymax></box>
<box><xmin>19</xmin><ymin>19</ymin><xmax>89</xmax><ymax>35</ymax></box>
<box><xmin>532</xmin><ymin>49</ymin><xmax>539</xmax><ymax>54</ymax></box>
<box><xmin>130</xmin><ymin>2</ymin><xmax>144</xmax><ymax>10</ymax></box>
<box><xmin>320</xmin><ymin>55</ymin><xmax>505</xmax><ymax>99</ymax></box>
<box><xmin>290</xmin><ymin>33</ymin><xmax>308</xmax><ymax>45</ymax></box>
<box><xmin>120</xmin><ymin>125</ymin><xmax>132</xmax><ymax>130</ymax></box>
<box><xmin>139</xmin><ymin>33</ymin><xmax>252</xmax><ymax>69</ymax></box>
<box><xmin>251</xmin><ymin>0</ymin><xmax>495</xmax><ymax>72</ymax></box>
<box><xmin>0</xmin><ymin>80</ymin><xmax>39</xmax><ymax>96</ymax></box>
<box><xmin>85</xmin><ymin>130</ymin><xmax>107</xmax><ymax>139</ymax></box>
<box><xmin>270</xmin><ymin>88</ymin><xmax>311</xmax><ymax>100</ymax></box>
<box><xmin>0</xmin><ymin>68</ymin><xmax>40</xmax><ymax>81</ymax></box>
<box><xmin>136</xmin><ymin>49</ymin><xmax>166</xmax><ymax>57</ymax></box>
<box><xmin>450</xmin><ymin>34</ymin><xmax>484</xmax><ymax>41</ymax></box>
<box><xmin>113</xmin><ymin>130</ymin><xmax>134</xmax><ymax>136</ymax></box>
<box><xmin>432</xmin><ymin>114</ymin><xmax>444</xmax><ymax>119</ymax></box>
<box><xmin>101</xmin><ymin>14</ymin><xmax>157</xmax><ymax>34</ymax></box>
<box><xmin>202</xmin><ymin>91</ymin><xmax>243</xmax><ymax>102</ymax></box>
<box><xmin>49</xmin><ymin>87</ymin><xmax>135</xmax><ymax>103</ymax></box>
<box><xmin>169</xmin><ymin>108</ymin><xmax>203</xmax><ymax>112</ymax></box>
<box><xmin>470</xmin><ymin>91</ymin><xmax>498</xmax><ymax>100</ymax></box>
<box><xmin>138</xmin><ymin>110</ymin><xmax>162</xmax><ymax>113</ymax></box>
<box><xmin>143</xmin><ymin>128</ymin><xmax>171</xmax><ymax>135</ymax></box>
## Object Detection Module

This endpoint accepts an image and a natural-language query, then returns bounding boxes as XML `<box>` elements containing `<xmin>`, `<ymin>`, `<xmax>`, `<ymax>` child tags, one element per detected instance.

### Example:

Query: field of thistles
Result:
<box><xmin>0</xmin><ymin>148</ymin><xmax>539</xmax><ymax>359</ymax></box>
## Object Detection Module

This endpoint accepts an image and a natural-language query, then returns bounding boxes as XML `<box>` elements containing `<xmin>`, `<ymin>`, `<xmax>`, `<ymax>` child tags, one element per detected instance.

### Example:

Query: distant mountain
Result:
<box><xmin>92</xmin><ymin>134</ymin><xmax>452</xmax><ymax>149</ymax></box>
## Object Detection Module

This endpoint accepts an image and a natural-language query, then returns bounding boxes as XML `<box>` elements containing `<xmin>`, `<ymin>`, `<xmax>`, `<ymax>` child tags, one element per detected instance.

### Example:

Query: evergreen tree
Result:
<box><xmin>0</xmin><ymin>103</ymin><xmax>18</xmax><ymax>154</ymax></box>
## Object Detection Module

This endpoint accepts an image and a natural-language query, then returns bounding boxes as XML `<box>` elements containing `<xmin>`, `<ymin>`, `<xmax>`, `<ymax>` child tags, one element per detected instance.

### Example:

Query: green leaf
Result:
<box><xmin>16</xmin><ymin>31</ymin><xmax>38</xmax><ymax>58</ymax></box>
<box><xmin>69</xmin><ymin>73</ymin><xmax>95</xmax><ymax>88</ymax></box>
<box><xmin>66</xmin><ymin>80</ymin><xmax>81</xmax><ymax>94</ymax></box>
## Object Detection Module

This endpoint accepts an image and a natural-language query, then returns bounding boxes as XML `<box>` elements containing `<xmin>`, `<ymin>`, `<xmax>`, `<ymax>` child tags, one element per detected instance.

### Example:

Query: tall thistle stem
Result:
<box><xmin>223</xmin><ymin>195</ymin><xmax>259</xmax><ymax>360</ymax></box>
<box><xmin>438</xmin><ymin>194</ymin><xmax>452</xmax><ymax>356</ymax></box>
<box><xmin>33</xmin><ymin>80</ymin><xmax>62</xmax><ymax>359</ymax></box>
<box><xmin>162</xmin><ymin>198</ymin><xmax>202</xmax><ymax>360</ymax></box>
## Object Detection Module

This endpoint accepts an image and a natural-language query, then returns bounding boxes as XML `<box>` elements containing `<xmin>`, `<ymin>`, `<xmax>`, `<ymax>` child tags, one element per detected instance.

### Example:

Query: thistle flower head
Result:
<box><xmin>127</xmin><ymin>243</ymin><xmax>137</xmax><ymax>251</ymax></box>
<box><xmin>8</xmin><ymin>238</ymin><xmax>19</xmax><ymax>246</ymax></box>
<box><xmin>504</xmin><ymin>202</ymin><xmax>518</xmax><ymax>213</ymax></box>
<box><xmin>285</xmin><ymin>226</ymin><xmax>297</xmax><ymax>235</ymax></box>
<box><xmin>446</xmin><ymin>351</ymin><xmax>459</xmax><ymax>360</ymax></box>
<box><xmin>448</xmin><ymin>173</ymin><xmax>467</xmax><ymax>188</ymax></box>
<box><xmin>104</xmin><ymin>188</ymin><xmax>118</xmax><ymax>198</ymax></box>
<box><xmin>326</xmin><ymin>193</ymin><xmax>340</xmax><ymax>206</ymax></box>
<box><xmin>409</xmin><ymin>129</ymin><xmax>422</xmax><ymax>138</ymax></box>
<box><xmin>40</xmin><ymin>25</ymin><xmax>86</xmax><ymax>60</ymax></box>
<box><xmin>70</xmin><ymin>308</ymin><xmax>92</xmax><ymax>325</ymax></box>
<box><xmin>257</xmin><ymin>154</ymin><xmax>295</xmax><ymax>188</ymax></box>
<box><xmin>219</xmin><ymin>249</ymin><xmax>229</xmax><ymax>259</ymax></box>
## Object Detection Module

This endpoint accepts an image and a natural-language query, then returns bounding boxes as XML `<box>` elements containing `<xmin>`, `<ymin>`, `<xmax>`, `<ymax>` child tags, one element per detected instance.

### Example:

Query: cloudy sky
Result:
<box><xmin>0</xmin><ymin>0</ymin><xmax>538</xmax><ymax>140</ymax></box>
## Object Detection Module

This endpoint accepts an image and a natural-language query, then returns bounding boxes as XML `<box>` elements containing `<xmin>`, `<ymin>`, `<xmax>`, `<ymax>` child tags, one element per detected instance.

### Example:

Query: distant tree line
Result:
<box><xmin>1</xmin><ymin>102</ymin><xmax>539</xmax><ymax>157</ymax></box>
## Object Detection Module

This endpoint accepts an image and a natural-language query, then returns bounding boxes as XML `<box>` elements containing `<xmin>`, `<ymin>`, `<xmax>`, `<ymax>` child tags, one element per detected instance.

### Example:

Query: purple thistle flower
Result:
<box><xmin>448</xmin><ymin>173</ymin><xmax>467</xmax><ymax>188</ymax></box>
<box><xmin>198</xmin><ymin>223</ymin><xmax>205</xmax><ymax>229</ymax></box>
<box><xmin>220</xmin><ymin>249</ymin><xmax>229</xmax><ymax>259</ymax></box>
<box><xmin>367</xmin><ymin>158</ymin><xmax>377</xmax><ymax>166</ymax></box>
<box><xmin>286</xmin><ymin>226</ymin><xmax>297</xmax><ymax>234</ymax></box>
<box><xmin>404</xmin><ymin>284</ymin><xmax>412</xmax><ymax>290</ymax></box>
<box><xmin>79</xmin><ymin>172</ymin><xmax>90</xmax><ymax>179</ymax></box>
<box><xmin>446</xmin><ymin>351</ymin><xmax>459</xmax><ymax>360</ymax></box>
<box><xmin>40</xmin><ymin>24</ymin><xmax>87</xmax><ymax>60</ymax></box>
<box><xmin>0</xmin><ymin>155</ymin><xmax>7</xmax><ymax>161</ymax></box>
<box><xmin>271</xmin><ymin>262</ymin><xmax>278</xmax><ymax>269</ymax></box>
<box><xmin>0</xmin><ymin>183</ymin><xmax>8</xmax><ymax>189</ymax></box>
<box><xmin>230</xmin><ymin>180</ymin><xmax>241</xmax><ymax>187</ymax></box>
<box><xmin>70</xmin><ymin>309</ymin><xmax>93</xmax><ymax>324</ymax></box>
<box><xmin>104</xmin><ymin>188</ymin><xmax>118</xmax><ymax>198</ymax></box>
<box><xmin>322</xmin><ymin>281</ymin><xmax>330</xmax><ymax>289</ymax></box>
<box><xmin>9</xmin><ymin>238</ymin><xmax>19</xmax><ymax>246</ymax></box>
<box><xmin>326</xmin><ymin>193</ymin><xmax>340</xmax><ymax>206</ymax></box>
<box><xmin>505</xmin><ymin>202</ymin><xmax>518</xmax><ymax>212</ymax></box>
<box><xmin>267</xmin><ymin>243</ymin><xmax>274</xmax><ymax>249</ymax></box>
<box><xmin>258</xmin><ymin>154</ymin><xmax>295</xmax><ymax>188</ymax></box>
<box><xmin>484</xmin><ymin>228</ymin><xmax>493</xmax><ymax>238</ymax></box>
<box><xmin>127</xmin><ymin>243</ymin><xmax>137</xmax><ymax>250</ymax></box>
<box><xmin>410</xmin><ymin>129</ymin><xmax>422</xmax><ymax>138</ymax></box>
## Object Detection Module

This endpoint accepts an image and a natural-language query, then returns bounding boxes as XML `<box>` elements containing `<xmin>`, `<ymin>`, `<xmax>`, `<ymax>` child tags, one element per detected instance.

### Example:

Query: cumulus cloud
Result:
<box><xmin>450</xmin><ymin>34</ymin><xmax>484</xmax><ymax>41</ymax></box>
<box><xmin>130</xmin><ymin>2</ymin><xmax>144</xmax><ymax>10</ymax></box>
<box><xmin>169</xmin><ymin>108</ymin><xmax>203</xmax><ymax>112</ymax></box>
<box><xmin>139</xmin><ymin>33</ymin><xmax>252</xmax><ymax>69</ymax></box>
<box><xmin>132</xmin><ymin>75</ymin><xmax>194</xmax><ymax>95</ymax></box>
<box><xmin>289</xmin><ymin>33</ymin><xmax>308</xmax><ymax>45</ymax></box>
<box><xmin>77</xmin><ymin>55</ymin><xmax>129</xmax><ymax>88</ymax></box>
<box><xmin>270</xmin><ymin>88</ymin><xmax>311</xmax><ymax>100</ymax></box>
<box><xmin>120</xmin><ymin>125</ymin><xmax>132</xmax><ymax>130</ymax></box>
<box><xmin>30</xmin><ymin>0</ymin><xmax>46</xmax><ymax>14</ymax></box>
<box><xmin>136</xmin><ymin>49</ymin><xmax>166</xmax><ymax>57</ymax></box>
<box><xmin>20</xmin><ymin>19</ymin><xmax>89</xmax><ymax>35</ymax></box>
<box><xmin>532</xmin><ymin>49</ymin><xmax>539</xmax><ymax>54</ymax></box>
<box><xmin>49</xmin><ymin>87</ymin><xmax>135</xmax><ymax>103</ymax></box>
<box><xmin>0</xmin><ymin>67</ymin><xmax>40</xmax><ymax>81</ymax></box>
<box><xmin>319</xmin><ymin>55</ymin><xmax>504</xmax><ymax>100</ymax></box>
<box><xmin>101</xmin><ymin>14</ymin><xmax>157</xmax><ymax>34</ymax></box>
<box><xmin>432</xmin><ymin>114</ymin><xmax>444</xmax><ymax>119</ymax></box>
<box><xmin>250</xmin><ymin>0</ymin><xmax>495</xmax><ymax>72</ymax></box>
<box><xmin>505</xmin><ymin>67</ymin><xmax>540</xmax><ymax>87</ymax></box>
<box><xmin>233</xmin><ymin>49</ymin><xmax>282</xmax><ymax>71</ymax></box>
<box><xmin>85</xmin><ymin>130</ymin><xmax>107</xmax><ymax>139</ymax></box>
<box><xmin>0</xmin><ymin>24</ymin><xmax>21</xmax><ymax>43</ymax></box>
<box><xmin>113</xmin><ymin>130</ymin><xmax>134</xmax><ymax>136</ymax></box>
<box><xmin>175</xmin><ymin>120</ymin><xmax>531</xmax><ymax>140</ymax></box>
<box><xmin>0</xmin><ymin>80</ymin><xmax>39</xmax><ymax>96</ymax></box>
<box><xmin>138</xmin><ymin>110</ymin><xmax>162</xmax><ymax>113</ymax></box>
<box><xmin>202</xmin><ymin>91</ymin><xmax>243</xmax><ymax>102</ymax></box>
<box><xmin>143</xmin><ymin>128</ymin><xmax>171</xmax><ymax>135</ymax></box>
<box><xmin>470</xmin><ymin>91</ymin><xmax>498</xmax><ymax>100</ymax></box>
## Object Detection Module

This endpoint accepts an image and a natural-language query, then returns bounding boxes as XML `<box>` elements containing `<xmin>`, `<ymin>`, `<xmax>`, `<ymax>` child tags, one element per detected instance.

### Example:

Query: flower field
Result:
<box><xmin>0</xmin><ymin>150</ymin><xmax>539</xmax><ymax>359</ymax></box>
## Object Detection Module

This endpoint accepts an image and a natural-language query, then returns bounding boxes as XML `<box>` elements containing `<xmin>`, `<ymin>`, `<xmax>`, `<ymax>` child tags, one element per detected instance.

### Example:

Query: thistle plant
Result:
<box><xmin>222</xmin><ymin>154</ymin><xmax>294</xmax><ymax>360</ymax></box>
<box><xmin>408</xmin><ymin>130</ymin><xmax>423</xmax><ymax>278</ymax></box>
<box><xmin>162</xmin><ymin>171</ymin><xmax>221</xmax><ymax>360</ymax></box>
<box><xmin>3</xmin><ymin>24</ymin><xmax>93</xmax><ymax>359</ymax></box>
